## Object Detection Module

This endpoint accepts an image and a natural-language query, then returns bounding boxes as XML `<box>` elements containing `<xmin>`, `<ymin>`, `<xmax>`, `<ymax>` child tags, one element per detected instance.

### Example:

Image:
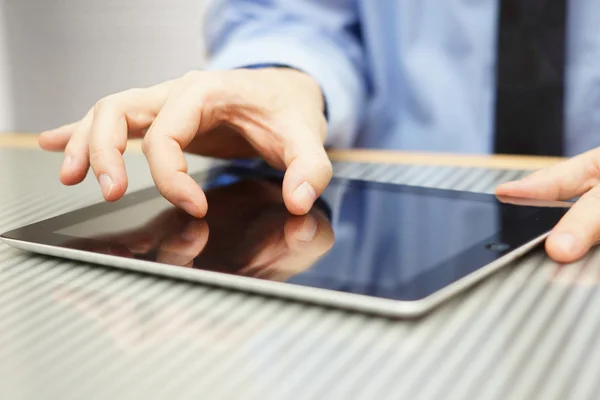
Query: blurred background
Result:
<box><xmin>0</xmin><ymin>0</ymin><xmax>208</xmax><ymax>133</ymax></box>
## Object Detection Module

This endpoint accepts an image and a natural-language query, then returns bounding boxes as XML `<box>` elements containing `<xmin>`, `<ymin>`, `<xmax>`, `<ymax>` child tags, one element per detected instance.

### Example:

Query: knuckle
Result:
<box><xmin>125</xmin><ymin>87</ymin><xmax>144</xmax><ymax>95</ymax></box>
<box><xmin>94</xmin><ymin>95</ymin><xmax>120</xmax><ymax>115</ymax></box>
<box><xmin>177</xmin><ymin>72</ymin><xmax>230</xmax><ymax>115</ymax></box>
<box><xmin>181</xmin><ymin>70</ymin><xmax>203</xmax><ymax>82</ymax></box>
<box><xmin>584</xmin><ymin>187</ymin><xmax>600</xmax><ymax>203</ymax></box>
<box><xmin>141</xmin><ymin>135</ymin><xmax>170</xmax><ymax>159</ymax></box>
<box><xmin>584</xmin><ymin>156</ymin><xmax>600</xmax><ymax>188</ymax></box>
<box><xmin>121</xmin><ymin>88</ymin><xmax>145</xmax><ymax>101</ymax></box>
<box><xmin>93</xmin><ymin>89</ymin><xmax>141</xmax><ymax>115</ymax></box>
<box><xmin>88</xmin><ymin>147</ymin><xmax>108</xmax><ymax>167</ymax></box>
<box><xmin>188</xmin><ymin>76</ymin><xmax>219</xmax><ymax>96</ymax></box>
<box><xmin>84</xmin><ymin>106</ymin><xmax>95</xmax><ymax>119</ymax></box>
<box><xmin>63</xmin><ymin>140</ymin><xmax>79</xmax><ymax>155</ymax></box>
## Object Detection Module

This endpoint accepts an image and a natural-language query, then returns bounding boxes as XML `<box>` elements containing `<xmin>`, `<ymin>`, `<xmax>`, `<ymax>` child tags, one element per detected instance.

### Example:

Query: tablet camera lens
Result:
<box><xmin>486</xmin><ymin>242</ymin><xmax>510</xmax><ymax>252</ymax></box>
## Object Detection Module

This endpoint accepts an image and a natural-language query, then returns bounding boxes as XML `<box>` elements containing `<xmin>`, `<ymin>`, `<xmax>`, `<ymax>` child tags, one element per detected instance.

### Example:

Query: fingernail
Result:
<box><xmin>99</xmin><ymin>174</ymin><xmax>114</xmax><ymax>198</ymax></box>
<box><xmin>180</xmin><ymin>201</ymin><xmax>199</xmax><ymax>216</ymax></box>
<box><xmin>295</xmin><ymin>215</ymin><xmax>318</xmax><ymax>242</ymax></box>
<box><xmin>292</xmin><ymin>182</ymin><xmax>317</xmax><ymax>212</ymax></box>
<box><xmin>550</xmin><ymin>232</ymin><xmax>578</xmax><ymax>255</ymax></box>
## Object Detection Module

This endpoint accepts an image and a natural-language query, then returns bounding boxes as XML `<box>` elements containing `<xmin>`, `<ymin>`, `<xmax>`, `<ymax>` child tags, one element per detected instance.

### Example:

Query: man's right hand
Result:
<box><xmin>38</xmin><ymin>68</ymin><xmax>332</xmax><ymax>217</ymax></box>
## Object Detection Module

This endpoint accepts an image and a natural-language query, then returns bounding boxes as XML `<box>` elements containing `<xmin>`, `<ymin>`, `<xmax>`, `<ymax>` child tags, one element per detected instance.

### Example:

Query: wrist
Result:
<box><xmin>240</xmin><ymin>64</ymin><xmax>329</xmax><ymax>121</ymax></box>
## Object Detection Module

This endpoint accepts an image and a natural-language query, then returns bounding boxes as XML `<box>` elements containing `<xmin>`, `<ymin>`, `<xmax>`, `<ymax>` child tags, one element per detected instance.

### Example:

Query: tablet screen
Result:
<box><xmin>43</xmin><ymin>165</ymin><xmax>564</xmax><ymax>302</ymax></box>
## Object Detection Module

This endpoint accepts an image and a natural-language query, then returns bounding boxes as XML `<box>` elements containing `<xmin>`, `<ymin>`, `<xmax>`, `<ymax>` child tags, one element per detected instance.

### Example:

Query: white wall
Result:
<box><xmin>1</xmin><ymin>0</ymin><xmax>208</xmax><ymax>133</ymax></box>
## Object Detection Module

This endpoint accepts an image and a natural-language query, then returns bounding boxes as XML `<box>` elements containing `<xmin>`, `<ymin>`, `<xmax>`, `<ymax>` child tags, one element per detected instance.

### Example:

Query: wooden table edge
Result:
<box><xmin>0</xmin><ymin>133</ymin><xmax>565</xmax><ymax>170</ymax></box>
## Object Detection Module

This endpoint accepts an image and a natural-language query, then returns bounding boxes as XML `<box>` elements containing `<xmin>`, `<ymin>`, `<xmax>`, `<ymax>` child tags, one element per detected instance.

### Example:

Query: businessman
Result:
<box><xmin>39</xmin><ymin>1</ymin><xmax>600</xmax><ymax>264</ymax></box>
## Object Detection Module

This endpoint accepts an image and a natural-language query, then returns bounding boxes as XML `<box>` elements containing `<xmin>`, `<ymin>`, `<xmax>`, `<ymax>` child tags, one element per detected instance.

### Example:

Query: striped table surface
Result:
<box><xmin>1</xmin><ymin>148</ymin><xmax>598</xmax><ymax>400</ymax></box>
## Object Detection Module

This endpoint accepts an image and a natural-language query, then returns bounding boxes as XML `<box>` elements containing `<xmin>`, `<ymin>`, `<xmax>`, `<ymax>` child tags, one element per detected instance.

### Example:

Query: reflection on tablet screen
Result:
<box><xmin>56</xmin><ymin>167</ymin><xmax>545</xmax><ymax>302</ymax></box>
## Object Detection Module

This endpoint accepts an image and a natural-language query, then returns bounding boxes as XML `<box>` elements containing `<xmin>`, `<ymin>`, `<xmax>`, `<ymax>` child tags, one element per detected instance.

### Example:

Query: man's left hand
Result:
<box><xmin>497</xmin><ymin>148</ymin><xmax>600</xmax><ymax>263</ymax></box>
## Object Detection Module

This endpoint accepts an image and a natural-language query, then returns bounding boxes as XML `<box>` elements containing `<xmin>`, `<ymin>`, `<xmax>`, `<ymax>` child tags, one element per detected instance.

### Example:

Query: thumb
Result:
<box><xmin>281</xmin><ymin>133</ymin><xmax>332</xmax><ymax>215</ymax></box>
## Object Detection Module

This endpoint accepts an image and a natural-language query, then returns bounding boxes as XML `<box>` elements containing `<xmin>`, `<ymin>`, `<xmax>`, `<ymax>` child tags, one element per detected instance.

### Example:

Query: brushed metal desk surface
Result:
<box><xmin>0</xmin><ymin>148</ymin><xmax>599</xmax><ymax>400</ymax></box>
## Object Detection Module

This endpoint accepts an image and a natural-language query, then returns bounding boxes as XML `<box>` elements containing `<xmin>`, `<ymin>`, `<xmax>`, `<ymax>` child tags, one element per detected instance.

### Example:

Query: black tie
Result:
<box><xmin>494</xmin><ymin>0</ymin><xmax>568</xmax><ymax>156</ymax></box>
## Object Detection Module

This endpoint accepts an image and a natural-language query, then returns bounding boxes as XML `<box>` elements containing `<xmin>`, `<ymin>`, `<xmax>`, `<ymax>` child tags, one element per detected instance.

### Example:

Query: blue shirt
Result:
<box><xmin>203</xmin><ymin>0</ymin><xmax>600</xmax><ymax>157</ymax></box>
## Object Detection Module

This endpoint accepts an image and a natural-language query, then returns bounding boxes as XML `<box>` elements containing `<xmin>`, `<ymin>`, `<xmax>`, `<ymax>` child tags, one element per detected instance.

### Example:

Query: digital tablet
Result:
<box><xmin>1</xmin><ymin>163</ymin><xmax>570</xmax><ymax>317</ymax></box>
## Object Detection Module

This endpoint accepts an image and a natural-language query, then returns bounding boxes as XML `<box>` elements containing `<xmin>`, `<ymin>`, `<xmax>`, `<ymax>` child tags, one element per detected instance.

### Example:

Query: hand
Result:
<box><xmin>496</xmin><ymin>149</ymin><xmax>600</xmax><ymax>263</ymax></box>
<box><xmin>38</xmin><ymin>68</ymin><xmax>332</xmax><ymax>217</ymax></box>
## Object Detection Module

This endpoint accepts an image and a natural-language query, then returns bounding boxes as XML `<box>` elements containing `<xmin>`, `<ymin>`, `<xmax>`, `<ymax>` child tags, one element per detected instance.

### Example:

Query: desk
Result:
<box><xmin>0</xmin><ymin>134</ymin><xmax>597</xmax><ymax>400</ymax></box>
<box><xmin>0</xmin><ymin>133</ymin><xmax>565</xmax><ymax>170</ymax></box>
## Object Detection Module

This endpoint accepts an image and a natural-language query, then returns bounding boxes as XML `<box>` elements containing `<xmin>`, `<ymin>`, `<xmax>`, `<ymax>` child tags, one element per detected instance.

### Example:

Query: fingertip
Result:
<box><xmin>284</xmin><ymin>210</ymin><xmax>335</xmax><ymax>254</ymax></box>
<box><xmin>39</xmin><ymin>129</ymin><xmax>57</xmax><ymax>140</ymax></box>
<box><xmin>39</xmin><ymin>131</ymin><xmax>68</xmax><ymax>151</ymax></box>
<box><xmin>181</xmin><ymin>220</ymin><xmax>209</xmax><ymax>242</ymax></box>
<box><xmin>60</xmin><ymin>172</ymin><xmax>84</xmax><ymax>186</ymax></box>
<box><xmin>180</xmin><ymin>200</ymin><xmax>208</xmax><ymax>219</ymax></box>
<box><xmin>496</xmin><ymin>179</ymin><xmax>529</xmax><ymax>196</ymax></box>
<box><xmin>182</xmin><ymin>220</ymin><xmax>210</xmax><ymax>255</ymax></box>
<box><xmin>285</xmin><ymin>181</ymin><xmax>317</xmax><ymax>215</ymax></box>
<box><xmin>495</xmin><ymin>183</ymin><xmax>514</xmax><ymax>196</ymax></box>
<box><xmin>107</xmin><ymin>244</ymin><xmax>135</xmax><ymax>258</ymax></box>
<box><xmin>60</xmin><ymin>170</ymin><xmax>89</xmax><ymax>186</ymax></box>
<box><xmin>104</xmin><ymin>181</ymin><xmax>128</xmax><ymax>202</ymax></box>
<box><xmin>40</xmin><ymin>121</ymin><xmax>78</xmax><ymax>149</ymax></box>
<box><xmin>158</xmin><ymin>220</ymin><xmax>209</xmax><ymax>266</ymax></box>
<box><xmin>170</xmin><ymin>174</ymin><xmax>208</xmax><ymax>218</ymax></box>
<box><xmin>38</xmin><ymin>131</ymin><xmax>52</xmax><ymax>148</ymax></box>
<box><xmin>91</xmin><ymin>171</ymin><xmax>126</xmax><ymax>202</ymax></box>
<box><xmin>284</xmin><ymin>214</ymin><xmax>318</xmax><ymax>246</ymax></box>
<box><xmin>282</xmin><ymin>154</ymin><xmax>332</xmax><ymax>215</ymax></box>
<box><xmin>59</xmin><ymin>156</ymin><xmax>90</xmax><ymax>186</ymax></box>
<box><xmin>545</xmin><ymin>232</ymin><xmax>587</xmax><ymax>264</ymax></box>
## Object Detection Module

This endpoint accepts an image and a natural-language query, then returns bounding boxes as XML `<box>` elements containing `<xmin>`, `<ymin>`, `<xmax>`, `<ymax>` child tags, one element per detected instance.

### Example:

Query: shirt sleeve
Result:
<box><xmin>202</xmin><ymin>0</ymin><xmax>368</xmax><ymax>148</ymax></box>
